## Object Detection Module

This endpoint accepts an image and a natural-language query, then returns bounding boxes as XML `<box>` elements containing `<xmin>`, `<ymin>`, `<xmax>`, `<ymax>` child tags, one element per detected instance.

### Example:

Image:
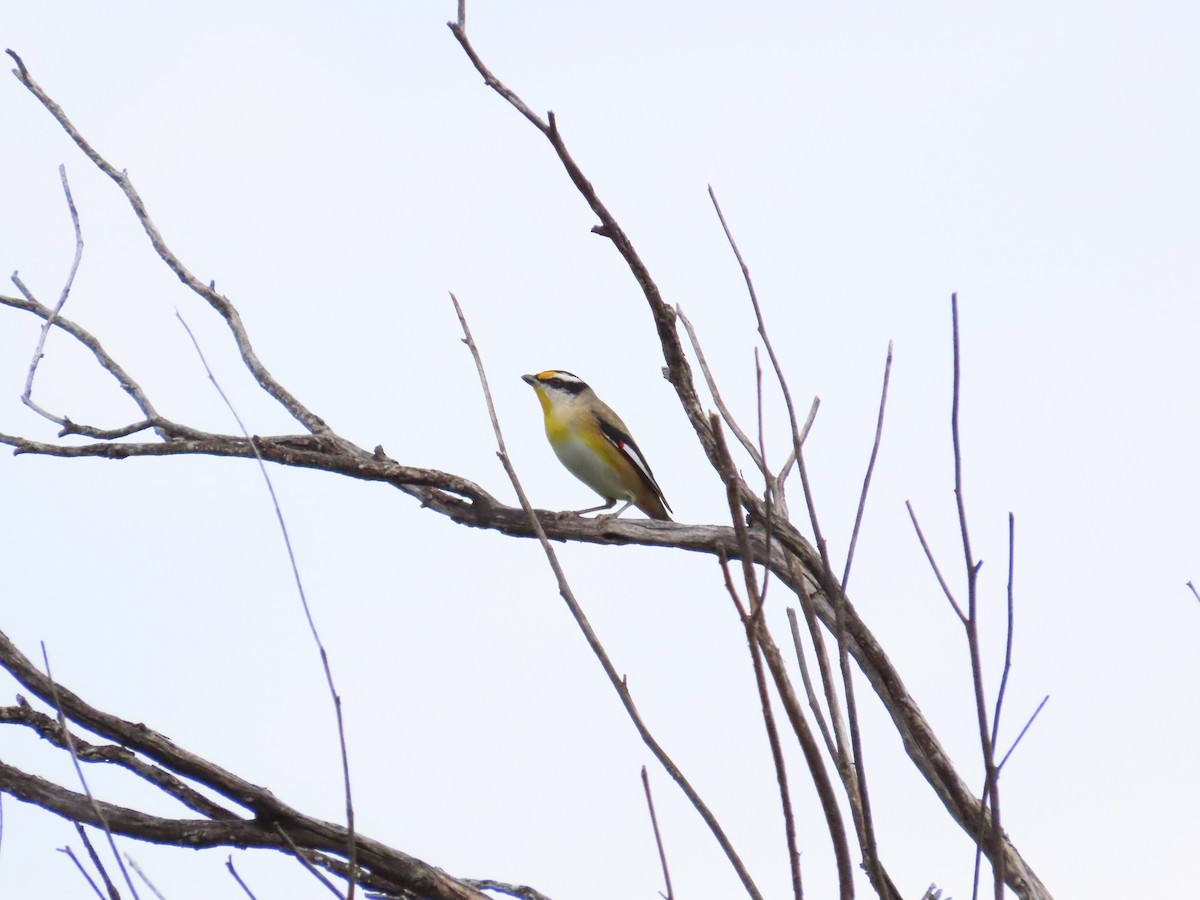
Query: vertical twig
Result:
<box><xmin>949</xmin><ymin>294</ymin><xmax>1003</xmax><ymax>900</ymax></box>
<box><xmin>842</xmin><ymin>341</ymin><xmax>893</xmax><ymax>591</ymax></box>
<box><xmin>640</xmin><ymin>767</ymin><xmax>674</xmax><ymax>900</ymax></box>
<box><xmin>21</xmin><ymin>165</ymin><xmax>84</xmax><ymax>417</ymax></box>
<box><xmin>990</xmin><ymin>515</ymin><xmax>1017</xmax><ymax>759</ymax></box>
<box><xmin>176</xmin><ymin>313</ymin><xmax>355</xmax><ymax>899</ymax></box>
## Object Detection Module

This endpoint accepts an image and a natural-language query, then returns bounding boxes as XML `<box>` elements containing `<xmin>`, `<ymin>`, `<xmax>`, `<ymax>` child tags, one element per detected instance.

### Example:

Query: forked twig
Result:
<box><xmin>57</xmin><ymin>843</ymin><xmax>109</xmax><ymax>900</ymax></box>
<box><xmin>946</xmin><ymin>294</ymin><xmax>1004</xmax><ymax>900</ymax></box>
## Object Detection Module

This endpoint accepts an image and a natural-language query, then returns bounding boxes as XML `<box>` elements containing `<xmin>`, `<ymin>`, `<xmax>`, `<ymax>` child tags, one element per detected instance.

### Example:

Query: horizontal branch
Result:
<box><xmin>0</xmin><ymin>629</ymin><xmax>488</xmax><ymax>900</ymax></box>
<box><xmin>0</xmin><ymin>422</ymin><xmax>1047</xmax><ymax>896</ymax></box>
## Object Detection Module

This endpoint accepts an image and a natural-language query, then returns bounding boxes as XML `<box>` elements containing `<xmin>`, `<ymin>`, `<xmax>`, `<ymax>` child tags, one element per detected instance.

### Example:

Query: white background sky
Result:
<box><xmin>1</xmin><ymin>2</ymin><xmax>1197</xmax><ymax>898</ymax></box>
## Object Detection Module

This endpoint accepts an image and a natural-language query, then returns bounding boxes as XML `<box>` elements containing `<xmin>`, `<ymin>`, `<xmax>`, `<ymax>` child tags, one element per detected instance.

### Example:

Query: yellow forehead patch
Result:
<box><xmin>536</xmin><ymin>370</ymin><xmax>559</xmax><ymax>380</ymax></box>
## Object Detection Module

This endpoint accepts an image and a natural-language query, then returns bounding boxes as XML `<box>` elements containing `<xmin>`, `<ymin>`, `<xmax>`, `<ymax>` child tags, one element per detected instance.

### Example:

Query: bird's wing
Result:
<box><xmin>595</xmin><ymin>415</ymin><xmax>672</xmax><ymax>512</ymax></box>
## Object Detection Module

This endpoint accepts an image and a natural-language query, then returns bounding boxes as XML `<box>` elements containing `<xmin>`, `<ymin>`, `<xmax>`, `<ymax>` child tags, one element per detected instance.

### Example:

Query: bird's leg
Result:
<box><xmin>573</xmin><ymin>497</ymin><xmax>616</xmax><ymax>516</ymax></box>
<box><xmin>598</xmin><ymin>499</ymin><xmax>635</xmax><ymax>519</ymax></box>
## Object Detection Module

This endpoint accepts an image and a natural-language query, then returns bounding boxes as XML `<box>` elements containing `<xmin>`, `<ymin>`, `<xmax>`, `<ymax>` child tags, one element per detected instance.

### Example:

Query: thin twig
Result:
<box><xmin>785</xmin><ymin>608</ymin><xmax>837</xmax><ymax>760</ymax></box>
<box><xmin>42</xmin><ymin>646</ymin><xmax>140</xmax><ymax>899</ymax></box>
<box><xmin>226</xmin><ymin>855</ymin><xmax>259</xmax><ymax>900</ymax></box>
<box><xmin>718</xmin><ymin>558</ymin><xmax>803</xmax><ymax>900</ymax></box>
<box><xmin>275</xmin><ymin>825</ymin><xmax>347</xmax><ymax>900</ymax></box>
<box><xmin>1188</xmin><ymin>581</ymin><xmax>1199</xmax><ymax>603</ymax></box>
<box><xmin>124</xmin><ymin>854</ymin><xmax>166</xmax><ymax>899</ymax></box>
<box><xmin>6</xmin><ymin>49</ymin><xmax>328</xmax><ymax>435</ymax></box>
<box><xmin>754</xmin><ymin>349</ymin><xmax>775</xmax><ymax>608</ymax></box>
<box><xmin>57</xmin><ymin>842</ymin><xmax>109</xmax><ymax>900</ymax></box>
<box><xmin>990</xmin><ymin>515</ymin><xmax>1017</xmax><ymax>760</ymax></box>
<box><xmin>949</xmin><ymin>293</ymin><xmax>1003</xmax><ymax>900</ymax></box>
<box><xmin>676</xmin><ymin>305</ymin><xmax>767</xmax><ymax>477</ymax></box>
<box><xmin>21</xmin><ymin>164</ymin><xmax>85</xmax><ymax>426</ymax></box>
<box><xmin>77</xmin><ymin>826</ymin><xmax>120</xmax><ymax>900</ymax></box>
<box><xmin>906</xmin><ymin>501</ymin><xmax>967</xmax><ymax>623</ymax></box>
<box><xmin>842</xmin><ymin>341</ymin><xmax>893</xmax><ymax>591</ymax></box>
<box><xmin>449</xmin><ymin>292</ymin><xmax>763</xmax><ymax>900</ymax></box>
<box><xmin>176</xmin><ymin>313</ymin><xmax>356</xmax><ymax>900</ymax></box>
<box><xmin>998</xmin><ymin>696</ymin><xmax>1050</xmax><ymax>771</ymax></box>
<box><xmin>641</xmin><ymin>767</ymin><xmax>675</xmax><ymax>900</ymax></box>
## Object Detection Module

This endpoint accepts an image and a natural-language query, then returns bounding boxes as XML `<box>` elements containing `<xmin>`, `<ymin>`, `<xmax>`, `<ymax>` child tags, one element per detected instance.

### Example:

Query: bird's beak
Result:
<box><xmin>521</xmin><ymin>374</ymin><xmax>537</xmax><ymax>386</ymax></box>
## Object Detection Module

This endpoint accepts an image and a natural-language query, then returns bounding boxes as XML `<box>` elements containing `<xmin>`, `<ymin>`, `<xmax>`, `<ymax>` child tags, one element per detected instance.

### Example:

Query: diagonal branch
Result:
<box><xmin>7</xmin><ymin>49</ymin><xmax>328</xmax><ymax>436</ymax></box>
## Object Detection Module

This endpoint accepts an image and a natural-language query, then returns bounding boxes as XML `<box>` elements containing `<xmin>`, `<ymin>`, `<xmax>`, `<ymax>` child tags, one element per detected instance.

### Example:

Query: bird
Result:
<box><xmin>522</xmin><ymin>370</ymin><xmax>672</xmax><ymax>521</ymax></box>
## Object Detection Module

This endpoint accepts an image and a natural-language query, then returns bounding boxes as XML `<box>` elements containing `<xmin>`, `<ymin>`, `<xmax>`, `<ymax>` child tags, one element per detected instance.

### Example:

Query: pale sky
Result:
<box><xmin>2</xmin><ymin>2</ymin><xmax>1197</xmax><ymax>898</ymax></box>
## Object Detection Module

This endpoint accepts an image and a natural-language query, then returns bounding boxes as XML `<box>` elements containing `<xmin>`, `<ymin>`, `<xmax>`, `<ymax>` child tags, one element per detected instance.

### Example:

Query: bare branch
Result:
<box><xmin>1</xmin><ymin>289</ymin><xmax>165</xmax><ymax>437</ymax></box>
<box><xmin>20</xmin><ymin>165</ymin><xmax>85</xmax><ymax>427</ymax></box>
<box><xmin>998</xmin><ymin>696</ymin><xmax>1050</xmax><ymax>772</ymax></box>
<box><xmin>990</xmin><ymin>515</ymin><xmax>1018</xmax><ymax>759</ymax></box>
<box><xmin>0</xmin><ymin>629</ymin><xmax>490</xmax><ymax>900</ymax></box>
<box><xmin>0</xmin><ymin>700</ymin><xmax>238</xmax><ymax>821</ymax></box>
<box><xmin>7</xmin><ymin>50</ymin><xmax>329</xmax><ymax>435</ymax></box>
<box><xmin>640</xmin><ymin>767</ymin><xmax>675</xmax><ymax>900</ymax></box>
<box><xmin>842</xmin><ymin>341</ymin><xmax>893</xmax><ymax>591</ymax></box>
<box><xmin>906</xmin><ymin>501</ymin><xmax>967</xmax><ymax>623</ymax></box>
<box><xmin>676</xmin><ymin>305</ymin><xmax>767</xmax><ymax>477</ymax></box>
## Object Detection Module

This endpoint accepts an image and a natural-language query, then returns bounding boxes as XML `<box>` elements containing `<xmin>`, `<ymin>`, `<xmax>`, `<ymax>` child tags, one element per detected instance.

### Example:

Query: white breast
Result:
<box><xmin>553</xmin><ymin>432</ymin><xmax>634</xmax><ymax>502</ymax></box>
